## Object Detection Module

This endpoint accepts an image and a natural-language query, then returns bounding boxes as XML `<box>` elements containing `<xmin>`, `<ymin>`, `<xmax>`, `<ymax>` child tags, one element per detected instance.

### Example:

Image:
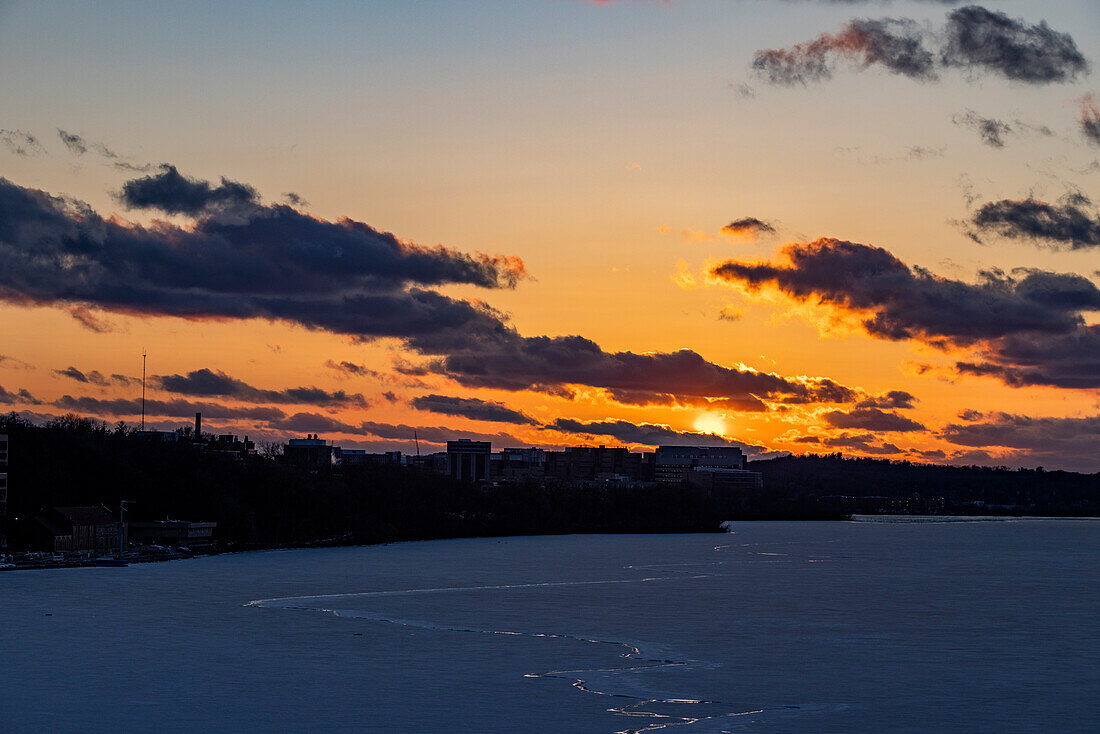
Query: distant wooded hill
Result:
<box><xmin>750</xmin><ymin>454</ymin><xmax>1098</xmax><ymax>516</ymax></box>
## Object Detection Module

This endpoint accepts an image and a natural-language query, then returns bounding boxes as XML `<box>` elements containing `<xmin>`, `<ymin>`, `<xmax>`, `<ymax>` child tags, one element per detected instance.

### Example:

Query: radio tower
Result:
<box><xmin>140</xmin><ymin>349</ymin><xmax>147</xmax><ymax>432</ymax></box>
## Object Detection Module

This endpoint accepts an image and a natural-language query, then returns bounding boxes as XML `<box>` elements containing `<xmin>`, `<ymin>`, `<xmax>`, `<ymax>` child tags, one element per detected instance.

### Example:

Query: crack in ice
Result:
<box><xmin>245</xmin><ymin>568</ymin><xmax>813</xmax><ymax>732</ymax></box>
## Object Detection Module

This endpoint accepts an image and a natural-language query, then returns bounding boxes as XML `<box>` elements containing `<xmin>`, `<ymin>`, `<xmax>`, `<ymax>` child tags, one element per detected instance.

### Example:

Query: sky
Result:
<box><xmin>1</xmin><ymin>0</ymin><xmax>1098</xmax><ymax>471</ymax></box>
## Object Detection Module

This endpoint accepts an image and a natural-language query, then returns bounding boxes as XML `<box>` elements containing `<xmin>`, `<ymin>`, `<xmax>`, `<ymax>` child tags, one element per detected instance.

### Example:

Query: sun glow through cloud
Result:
<box><xmin>693</xmin><ymin>413</ymin><xmax>728</xmax><ymax>436</ymax></box>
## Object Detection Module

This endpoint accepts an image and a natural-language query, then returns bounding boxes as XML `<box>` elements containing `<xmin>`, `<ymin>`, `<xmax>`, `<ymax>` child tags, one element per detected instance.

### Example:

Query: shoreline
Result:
<box><xmin>7</xmin><ymin>514</ymin><xmax>1100</xmax><ymax>571</ymax></box>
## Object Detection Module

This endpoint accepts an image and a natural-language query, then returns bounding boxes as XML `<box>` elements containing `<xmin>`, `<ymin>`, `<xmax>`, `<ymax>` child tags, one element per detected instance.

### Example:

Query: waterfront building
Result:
<box><xmin>29</xmin><ymin>506</ymin><xmax>119</xmax><ymax>553</ymax></box>
<box><xmin>127</xmin><ymin>520</ymin><xmax>217</xmax><ymax>548</ymax></box>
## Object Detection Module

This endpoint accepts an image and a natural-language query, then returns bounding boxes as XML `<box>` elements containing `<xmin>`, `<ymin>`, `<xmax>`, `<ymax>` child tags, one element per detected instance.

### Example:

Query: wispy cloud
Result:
<box><xmin>1080</xmin><ymin>94</ymin><xmax>1100</xmax><ymax>146</ymax></box>
<box><xmin>0</xmin><ymin>129</ymin><xmax>44</xmax><ymax>156</ymax></box>
<box><xmin>951</xmin><ymin>110</ymin><xmax>1051</xmax><ymax>148</ymax></box>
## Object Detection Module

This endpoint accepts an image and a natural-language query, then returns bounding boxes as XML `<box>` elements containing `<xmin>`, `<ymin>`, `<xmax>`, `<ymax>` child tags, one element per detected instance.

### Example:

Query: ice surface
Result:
<box><xmin>2</xmin><ymin>521</ymin><xmax>1099</xmax><ymax>733</ymax></box>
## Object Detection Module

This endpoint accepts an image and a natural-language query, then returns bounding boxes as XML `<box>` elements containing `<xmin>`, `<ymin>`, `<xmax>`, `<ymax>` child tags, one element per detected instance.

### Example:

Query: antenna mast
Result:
<box><xmin>414</xmin><ymin>429</ymin><xmax>420</xmax><ymax>458</ymax></box>
<box><xmin>141</xmin><ymin>349</ymin><xmax>147</xmax><ymax>431</ymax></box>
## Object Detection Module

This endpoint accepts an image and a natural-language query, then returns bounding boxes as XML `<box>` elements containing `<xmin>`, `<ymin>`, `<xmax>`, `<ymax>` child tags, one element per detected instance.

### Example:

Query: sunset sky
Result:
<box><xmin>1</xmin><ymin>0</ymin><xmax>1098</xmax><ymax>471</ymax></box>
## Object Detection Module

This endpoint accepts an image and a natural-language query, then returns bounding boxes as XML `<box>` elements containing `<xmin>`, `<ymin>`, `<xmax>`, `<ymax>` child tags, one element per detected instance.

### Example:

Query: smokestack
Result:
<box><xmin>195</xmin><ymin>412</ymin><xmax>202</xmax><ymax>440</ymax></box>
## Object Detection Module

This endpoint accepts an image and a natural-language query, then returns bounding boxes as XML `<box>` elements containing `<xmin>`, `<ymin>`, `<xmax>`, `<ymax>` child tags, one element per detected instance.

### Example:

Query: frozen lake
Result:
<box><xmin>2</xmin><ymin>519</ymin><xmax>1098</xmax><ymax>733</ymax></box>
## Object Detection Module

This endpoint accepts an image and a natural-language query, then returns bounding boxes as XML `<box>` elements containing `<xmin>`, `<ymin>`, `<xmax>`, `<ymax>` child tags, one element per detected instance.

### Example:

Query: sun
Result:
<box><xmin>693</xmin><ymin>413</ymin><xmax>728</xmax><ymax>436</ymax></box>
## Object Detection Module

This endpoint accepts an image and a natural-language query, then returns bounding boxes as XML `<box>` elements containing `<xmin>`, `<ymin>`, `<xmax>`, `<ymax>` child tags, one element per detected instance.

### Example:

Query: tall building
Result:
<box><xmin>283</xmin><ymin>435</ymin><xmax>336</xmax><ymax>468</ymax></box>
<box><xmin>447</xmin><ymin>440</ymin><xmax>491</xmax><ymax>482</ymax></box>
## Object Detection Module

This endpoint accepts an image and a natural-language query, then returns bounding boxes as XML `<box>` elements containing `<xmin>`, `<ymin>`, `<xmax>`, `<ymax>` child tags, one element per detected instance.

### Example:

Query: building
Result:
<box><xmin>283</xmin><ymin>435</ymin><xmax>336</xmax><ymax>468</ymax></box>
<box><xmin>545</xmin><ymin>446</ymin><xmax>646</xmax><ymax>482</ymax></box>
<box><xmin>206</xmin><ymin>433</ymin><xmax>256</xmax><ymax>457</ymax></box>
<box><xmin>686</xmin><ymin>467</ymin><xmax>763</xmax><ymax>492</ymax></box>
<box><xmin>408</xmin><ymin>452</ymin><xmax>448</xmax><ymax>473</ymax></box>
<box><xmin>29</xmin><ymin>506</ymin><xmax>119</xmax><ymax>553</ymax></box>
<box><xmin>447</xmin><ymin>439</ymin><xmax>491</xmax><ymax>482</ymax></box>
<box><xmin>654</xmin><ymin>445</ymin><xmax>746</xmax><ymax>484</ymax></box>
<box><xmin>127</xmin><ymin>520</ymin><xmax>217</xmax><ymax>548</ymax></box>
<box><xmin>338</xmin><ymin>449</ymin><xmax>403</xmax><ymax>467</ymax></box>
<box><xmin>135</xmin><ymin>430</ymin><xmax>178</xmax><ymax>442</ymax></box>
<box><xmin>490</xmin><ymin>447</ymin><xmax>545</xmax><ymax>482</ymax></box>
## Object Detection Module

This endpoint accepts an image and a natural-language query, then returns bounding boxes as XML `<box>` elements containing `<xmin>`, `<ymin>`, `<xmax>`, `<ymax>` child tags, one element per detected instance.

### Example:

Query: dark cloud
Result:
<box><xmin>53</xmin><ymin>366</ymin><xmax>140</xmax><ymax>387</ymax></box>
<box><xmin>0</xmin><ymin>385</ymin><xmax>41</xmax><ymax>405</ymax></box>
<box><xmin>855</xmin><ymin>390</ymin><xmax>918</xmax><ymax>409</ymax></box>
<box><xmin>712</xmin><ymin>239</ymin><xmax>1097</xmax><ymax>341</ymax></box>
<box><xmin>410</xmin><ymin>394</ymin><xmax>539</xmax><ymax>425</ymax></box>
<box><xmin>711</xmin><ymin>238</ymin><xmax>1100</xmax><ymax>389</ymax></box>
<box><xmin>939</xmin><ymin>412</ymin><xmax>1100</xmax><ymax>471</ymax></box>
<box><xmin>941</xmin><ymin>6</ymin><xmax>1088</xmax><ymax>84</ymax></box>
<box><xmin>972</xmin><ymin>194</ymin><xmax>1100</xmax><ymax>250</ymax></box>
<box><xmin>53</xmin><ymin>395</ymin><xmax>286</xmax><ymax>422</ymax></box>
<box><xmin>823</xmin><ymin>406</ymin><xmax>927</xmax><ymax>431</ymax></box>
<box><xmin>0</xmin><ymin>129</ymin><xmax>44</xmax><ymax>156</ymax></box>
<box><xmin>54</xmin><ymin>366</ymin><xmax>96</xmax><ymax>384</ymax></box>
<box><xmin>52</xmin><ymin>366</ymin><xmax>122</xmax><ymax>387</ymax></box>
<box><xmin>721</xmin><ymin>217</ymin><xmax>776</xmax><ymax>240</ymax></box>
<box><xmin>358</xmin><ymin>420</ymin><xmax>528</xmax><ymax>447</ymax></box>
<box><xmin>424</xmin><ymin>335</ymin><xmax>859</xmax><ymax>408</ymax></box>
<box><xmin>0</xmin><ymin>173</ymin><xmax>861</xmax><ymax>409</ymax></box>
<box><xmin>264</xmin><ymin>411</ymin><xmax>360</xmax><ymax>435</ymax></box>
<box><xmin>955</xmin><ymin>325</ymin><xmax>1100</xmax><ymax>389</ymax></box>
<box><xmin>1082</xmin><ymin>95</ymin><xmax>1100</xmax><ymax>146</ymax></box>
<box><xmin>957</xmin><ymin>408</ymin><xmax>985</xmax><ymax>420</ymax></box>
<box><xmin>118</xmin><ymin>165</ymin><xmax>260</xmax><ymax>216</ymax></box>
<box><xmin>0</xmin><ymin>174</ymin><xmax>526</xmax><ymax>353</ymax></box>
<box><xmin>153</xmin><ymin>368</ymin><xmax>369</xmax><ymax>408</ymax></box>
<box><xmin>546</xmin><ymin>418</ymin><xmax>767</xmax><ymax>454</ymax></box>
<box><xmin>753</xmin><ymin>6</ymin><xmax>1088</xmax><ymax>87</ymax></box>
